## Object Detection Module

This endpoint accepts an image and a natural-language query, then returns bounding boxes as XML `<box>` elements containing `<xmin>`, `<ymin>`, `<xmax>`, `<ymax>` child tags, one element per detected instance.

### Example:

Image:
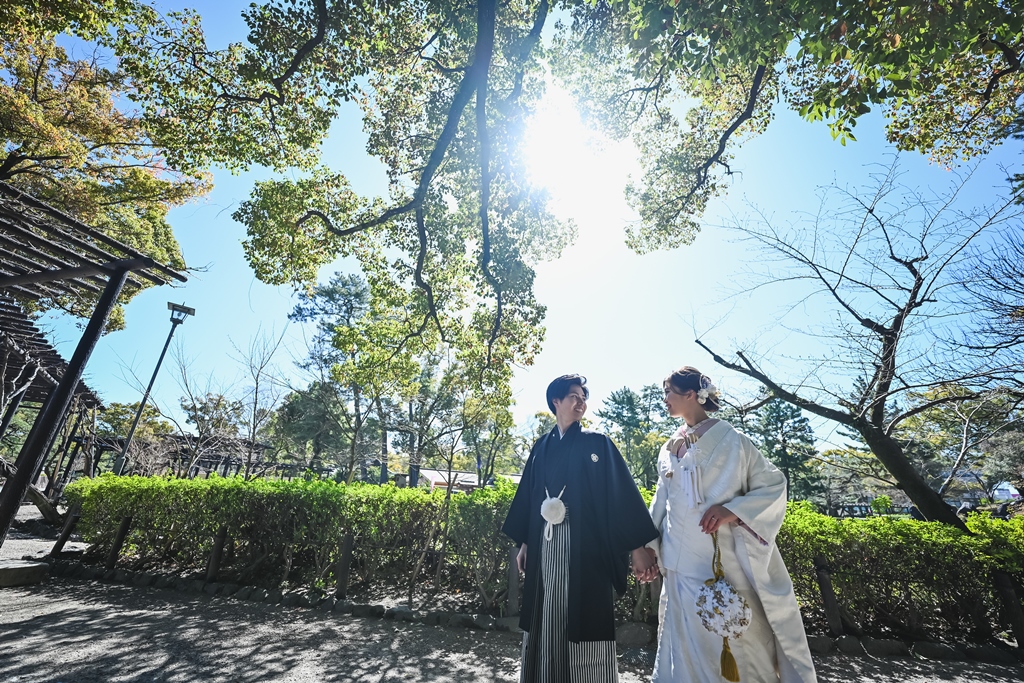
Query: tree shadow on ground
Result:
<box><xmin>1</xmin><ymin>579</ymin><xmax>1021</xmax><ymax>683</ymax></box>
<box><xmin>0</xmin><ymin>579</ymin><xmax>521</xmax><ymax>683</ymax></box>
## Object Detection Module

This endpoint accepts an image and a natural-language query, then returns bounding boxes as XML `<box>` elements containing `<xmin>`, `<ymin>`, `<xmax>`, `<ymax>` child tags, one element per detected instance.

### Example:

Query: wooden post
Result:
<box><xmin>0</xmin><ymin>267</ymin><xmax>132</xmax><ymax>550</ymax></box>
<box><xmin>49</xmin><ymin>504</ymin><xmax>81</xmax><ymax>556</ymax></box>
<box><xmin>335</xmin><ymin>532</ymin><xmax>354</xmax><ymax>600</ymax></box>
<box><xmin>993</xmin><ymin>570</ymin><xmax>1024</xmax><ymax>650</ymax></box>
<box><xmin>206</xmin><ymin>525</ymin><xmax>228</xmax><ymax>583</ymax></box>
<box><xmin>813</xmin><ymin>555</ymin><xmax>845</xmax><ymax>636</ymax></box>
<box><xmin>507</xmin><ymin>545</ymin><xmax>520</xmax><ymax>617</ymax></box>
<box><xmin>105</xmin><ymin>515</ymin><xmax>132</xmax><ymax>570</ymax></box>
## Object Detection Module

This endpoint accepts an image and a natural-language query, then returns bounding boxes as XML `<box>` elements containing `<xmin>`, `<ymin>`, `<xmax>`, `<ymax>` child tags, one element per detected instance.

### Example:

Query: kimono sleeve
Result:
<box><xmin>502</xmin><ymin>441</ymin><xmax>539</xmax><ymax>545</ymax></box>
<box><xmin>645</xmin><ymin>445</ymin><xmax>671</xmax><ymax>565</ymax></box>
<box><xmin>604</xmin><ymin>437</ymin><xmax>660</xmax><ymax>554</ymax></box>
<box><xmin>721</xmin><ymin>433</ymin><xmax>788</xmax><ymax>545</ymax></box>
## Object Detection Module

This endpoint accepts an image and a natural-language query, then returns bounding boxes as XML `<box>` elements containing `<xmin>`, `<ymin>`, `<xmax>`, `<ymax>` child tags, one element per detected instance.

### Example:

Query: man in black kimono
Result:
<box><xmin>503</xmin><ymin>374</ymin><xmax>659</xmax><ymax>683</ymax></box>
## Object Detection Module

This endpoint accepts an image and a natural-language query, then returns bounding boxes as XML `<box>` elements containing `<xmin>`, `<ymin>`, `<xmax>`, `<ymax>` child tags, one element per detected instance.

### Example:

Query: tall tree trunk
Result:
<box><xmin>376</xmin><ymin>397</ymin><xmax>388</xmax><ymax>485</ymax></box>
<box><xmin>858</xmin><ymin>419</ymin><xmax>965</xmax><ymax>530</ymax></box>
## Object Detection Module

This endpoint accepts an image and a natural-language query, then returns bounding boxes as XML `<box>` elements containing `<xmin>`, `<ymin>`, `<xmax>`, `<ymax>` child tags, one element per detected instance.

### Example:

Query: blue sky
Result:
<box><xmin>40</xmin><ymin>2</ymin><xmax>1023</xmax><ymax>448</ymax></box>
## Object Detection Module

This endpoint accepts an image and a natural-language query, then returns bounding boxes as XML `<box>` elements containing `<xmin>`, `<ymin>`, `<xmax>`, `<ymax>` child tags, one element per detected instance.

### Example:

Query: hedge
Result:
<box><xmin>67</xmin><ymin>476</ymin><xmax>1024</xmax><ymax>641</ymax></box>
<box><xmin>778</xmin><ymin>502</ymin><xmax>1024</xmax><ymax>641</ymax></box>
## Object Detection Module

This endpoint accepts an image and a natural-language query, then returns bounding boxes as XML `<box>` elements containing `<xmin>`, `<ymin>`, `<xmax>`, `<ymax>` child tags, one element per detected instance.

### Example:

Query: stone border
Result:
<box><xmin>44</xmin><ymin>559</ymin><xmax>1024</xmax><ymax>668</ymax></box>
<box><xmin>806</xmin><ymin>634</ymin><xmax>1022</xmax><ymax>667</ymax></box>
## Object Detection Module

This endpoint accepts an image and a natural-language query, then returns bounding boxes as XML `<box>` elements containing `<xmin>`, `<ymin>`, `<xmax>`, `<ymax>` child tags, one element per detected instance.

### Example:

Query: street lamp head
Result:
<box><xmin>167</xmin><ymin>302</ymin><xmax>196</xmax><ymax>324</ymax></box>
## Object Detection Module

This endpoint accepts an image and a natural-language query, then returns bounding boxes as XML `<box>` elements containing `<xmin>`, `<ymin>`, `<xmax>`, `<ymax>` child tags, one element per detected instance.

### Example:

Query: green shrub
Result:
<box><xmin>67</xmin><ymin>476</ymin><xmax>1024</xmax><ymax>639</ymax></box>
<box><xmin>779</xmin><ymin>501</ymin><xmax>1024</xmax><ymax>640</ymax></box>
<box><xmin>870</xmin><ymin>495</ymin><xmax>893</xmax><ymax>516</ymax></box>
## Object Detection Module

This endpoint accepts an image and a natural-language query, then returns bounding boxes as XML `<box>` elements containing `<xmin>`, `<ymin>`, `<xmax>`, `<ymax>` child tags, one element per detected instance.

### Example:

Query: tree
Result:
<box><xmin>464</xmin><ymin>402</ymin><xmax>519</xmax><ymax>486</ymax></box>
<box><xmin>596</xmin><ymin>384</ymin><xmax>670</xmax><ymax>488</ymax></box>
<box><xmin>959</xmin><ymin>226</ymin><xmax>1024</xmax><ymax>352</ymax></box>
<box><xmin>289</xmin><ymin>273</ymin><xmax>393</xmax><ymax>482</ymax></box>
<box><xmin>697</xmin><ymin>165</ymin><xmax>1024</xmax><ymax>529</ymax></box>
<box><xmin>1</xmin><ymin>2</ymin><xmax>209</xmax><ymax>323</ymax></box>
<box><xmin>271</xmin><ymin>383</ymin><xmax>350</xmax><ymax>471</ymax></box>
<box><xmin>894</xmin><ymin>386</ymin><xmax>1024</xmax><ymax>498</ymax></box>
<box><xmin>554</xmin><ymin>0</ymin><xmax>1024</xmax><ymax>251</ymax></box>
<box><xmin>10</xmin><ymin>0</ymin><xmax>1021</xmax><ymax>355</ymax></box>
<box><xmin>749</xmin><ymin>399</ymin><xmax>823</xmax><ymax>502</ymax></box>
<box><xmin>232</xmin><ymin>329</ymin><xmax>287</xmax><ymax>479</ymax></box>
<box><xmin>981</xmin><ymin>429</ymin><xmax>1024</xmax><ymax>499</ymax></box>
<box><xmin>95</xmin><ymin>401</ymin><xmax>173</xmax><ymax>441</ymax></box>
<box><xmin>93</xmin><ymin>401</ymin><xmax>174</xmax><ymax>475</ymax></box>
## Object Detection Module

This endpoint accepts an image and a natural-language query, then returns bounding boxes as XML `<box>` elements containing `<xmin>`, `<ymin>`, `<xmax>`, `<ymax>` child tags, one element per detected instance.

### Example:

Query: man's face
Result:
<box><xmin>552</xmin><ymin>385</ymin><xmax>587</xmax><ymax>424</ymax></box>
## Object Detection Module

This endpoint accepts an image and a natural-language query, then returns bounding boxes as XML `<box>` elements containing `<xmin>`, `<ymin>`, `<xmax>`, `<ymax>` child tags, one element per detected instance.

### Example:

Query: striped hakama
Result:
<box><xmin>520</xmin><ymin>509</ymin><xmax>619</xmax><ymax>683</ymax></box>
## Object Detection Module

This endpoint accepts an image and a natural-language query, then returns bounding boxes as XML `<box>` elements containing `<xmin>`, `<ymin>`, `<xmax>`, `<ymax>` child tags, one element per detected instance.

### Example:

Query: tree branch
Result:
<box><xmin>668</xmin><ymin>64</ymin><xmax>767</xmax><ymax>213</ymax></box>
<box><xmin>475</xmin><ymin>0</ymin><xmax>501</xmax><ymax>367</ymax></box>
<box><xmin>695</xmin><ymin>338</ymin><xmax>854</xmax><ymax>426</ymax></box>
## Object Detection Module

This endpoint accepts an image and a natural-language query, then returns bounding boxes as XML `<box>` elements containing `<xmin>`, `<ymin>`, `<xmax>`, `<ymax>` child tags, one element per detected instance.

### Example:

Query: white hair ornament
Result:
<box><xmin>697</xmin><ymin>374</ymin><xmax>719</xmax><ymax>405</ymax></box>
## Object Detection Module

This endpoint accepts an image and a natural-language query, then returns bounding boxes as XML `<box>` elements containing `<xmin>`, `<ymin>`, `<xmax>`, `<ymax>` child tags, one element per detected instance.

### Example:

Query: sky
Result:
<box><xmin>38</xmin><ymin>2</ymin><xmax>1024</xmax><ymax>450</ymax></box>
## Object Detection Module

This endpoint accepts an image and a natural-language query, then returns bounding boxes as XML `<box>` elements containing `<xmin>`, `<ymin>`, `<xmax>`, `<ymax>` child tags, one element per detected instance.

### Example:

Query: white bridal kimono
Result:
<box><xmin>648</xmin><ymin>420</ymin><xmax>816</xmax><ymax>683</ymax></box>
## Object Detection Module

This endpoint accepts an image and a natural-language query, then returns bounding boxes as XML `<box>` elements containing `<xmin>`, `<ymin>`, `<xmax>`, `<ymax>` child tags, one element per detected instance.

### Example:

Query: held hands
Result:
<box><xmin>699</xmin><ymin>504</ymin><xmax>739</xmax><ymax>534</ymax></box>
<box><xmin>632</xmin><ymin>546</ymin><xmax>660</xmax><ymax>583</ymax></box>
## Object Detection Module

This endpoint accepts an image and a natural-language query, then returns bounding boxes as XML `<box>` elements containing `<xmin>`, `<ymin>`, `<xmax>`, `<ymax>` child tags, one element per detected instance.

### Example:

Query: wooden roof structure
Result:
<box><xmin>0</xmin><ymin>182</ymin><xmax>186</xmax><ymax>302</ymax></box>
<box><xmin>0</xmin><ymin>295</ymin><xmax>101</xmax><ymax>408</ymax></box>
<box><xmin>0</xmin><ymin>181</ymin><xmax>188</xmax><ymax>411</ymax></box>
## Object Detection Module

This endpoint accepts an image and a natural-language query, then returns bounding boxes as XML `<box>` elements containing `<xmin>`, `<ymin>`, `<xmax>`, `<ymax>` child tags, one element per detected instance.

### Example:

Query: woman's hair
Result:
<box><xmin>546</xmin><ymin>374</ymin><xmax>588</xmax><ymax>414</ymax></box>
<box><xmin>664</xmin><ymin>366</ymin><xmax>721</xmax><ymax>412</ymax></box>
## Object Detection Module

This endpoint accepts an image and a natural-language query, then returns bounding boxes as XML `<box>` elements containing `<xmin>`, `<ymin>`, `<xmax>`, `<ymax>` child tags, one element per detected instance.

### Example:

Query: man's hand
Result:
<box><xmin>517</xmin><ymin>543</ymin><xmax>528</xmax><ymax>574</ymax></box>
<box><xmin>699</xmin><ymin>504</ymin><xmax>739</xmax><ymax>534</ymax></box>
<box><xmin>631</xmin><ymin>546</ymin><xmax>659</xmax><ymax>583</ymax></box>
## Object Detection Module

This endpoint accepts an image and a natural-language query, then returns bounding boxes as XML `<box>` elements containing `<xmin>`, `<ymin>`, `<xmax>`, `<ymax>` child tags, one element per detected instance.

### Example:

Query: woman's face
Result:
<box><xmin>663</xmin><ymin>383</ymin><xmax>691</xmax><ymax>418</ymax></box>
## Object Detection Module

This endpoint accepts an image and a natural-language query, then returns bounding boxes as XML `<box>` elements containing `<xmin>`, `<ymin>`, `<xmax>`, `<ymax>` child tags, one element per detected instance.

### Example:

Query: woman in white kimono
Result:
<box><xmin>646</xmin><ymin>367</ymin><xmax>817</xmax><ymax>683</ymax></box>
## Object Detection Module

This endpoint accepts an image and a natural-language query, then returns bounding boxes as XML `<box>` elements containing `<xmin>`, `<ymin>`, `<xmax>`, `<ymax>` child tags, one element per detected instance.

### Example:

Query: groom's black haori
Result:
<box><xmin>502</xmin><ymin>417</ymin><xmax>659</xmax><ymax>642</ymax></box>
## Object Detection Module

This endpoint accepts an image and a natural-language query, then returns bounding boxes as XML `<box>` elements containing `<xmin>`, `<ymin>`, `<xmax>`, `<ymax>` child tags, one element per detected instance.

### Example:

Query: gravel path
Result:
<box><xmin>2</xmin><ymin>505</ymin><xmax>1022</xmax><ymax>682</ymax></box>
<box><xmin>1</xmin><ymin>578</ymin><xmax>1022</xmax><ymax>683</ymax></box>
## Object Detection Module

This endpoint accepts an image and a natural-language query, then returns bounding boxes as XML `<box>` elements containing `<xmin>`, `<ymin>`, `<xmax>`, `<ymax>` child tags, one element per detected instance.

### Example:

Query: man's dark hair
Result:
<box><xmin>546</xmin><ymin>374</ymin><xmax>588</xmax><ymax>414</ymax></box>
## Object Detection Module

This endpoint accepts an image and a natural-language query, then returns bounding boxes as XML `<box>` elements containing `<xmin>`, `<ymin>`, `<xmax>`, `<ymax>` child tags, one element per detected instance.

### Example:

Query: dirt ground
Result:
<box><xmin>2</xmin><ymin>505</ymin><xmax>1023</xmax><ymax>683</ymax></box>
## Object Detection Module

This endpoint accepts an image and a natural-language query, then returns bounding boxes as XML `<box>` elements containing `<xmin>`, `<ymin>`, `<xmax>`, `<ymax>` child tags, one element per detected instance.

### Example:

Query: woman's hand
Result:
<box><xmin>516</xmin><ymin>543</ymin><xmax>528</xmax><ymax>574</ymax></box>
<box><xmin>699</xmin><ymin>504</ymin><xmax>739</xmax><ymax>534</ymax></box>
<box><xmin>632</xmin><ymin>546</ymin><xmax>659</xmax><ymax>583</ymax></box>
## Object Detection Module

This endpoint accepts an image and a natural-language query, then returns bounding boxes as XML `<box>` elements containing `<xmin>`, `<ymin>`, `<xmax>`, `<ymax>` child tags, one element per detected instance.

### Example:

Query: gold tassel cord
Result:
<box><xmin>721</xmin><ymin>636</ymin><xmax>740</xmax><ymax>682</ymax></box>
<box><xmin>713</xmin><ymin>532</ymin><xmax>740</xmax><ymax>681</ymax></box>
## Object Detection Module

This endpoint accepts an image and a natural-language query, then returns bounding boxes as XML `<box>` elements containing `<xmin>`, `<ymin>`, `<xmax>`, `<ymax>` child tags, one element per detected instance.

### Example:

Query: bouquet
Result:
<box><xmin>694</xmin><ymin>531</ymin><xmax>751</xmax><ymax>682</ymax></box>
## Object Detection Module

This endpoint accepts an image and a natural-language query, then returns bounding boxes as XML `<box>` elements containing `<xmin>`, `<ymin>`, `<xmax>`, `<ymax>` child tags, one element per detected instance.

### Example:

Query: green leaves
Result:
<box><xmin>574</xmin><ymin>0</ymin><xmax>1024</xmax><ymax>250</ymax></box>
<box><xmin>235</xmin><ymin>170</ymin><xmax>361</xmax><ymax>287</ymax></box>
<box><xmin>778</xmin><ymin>501</ymin><xmax>1024</xmax><ymax>638</ymax></box>
<box><xmin>1</xmin><ymin>2</ymin><xmax>212</xmax><ymax>323</ymax></box>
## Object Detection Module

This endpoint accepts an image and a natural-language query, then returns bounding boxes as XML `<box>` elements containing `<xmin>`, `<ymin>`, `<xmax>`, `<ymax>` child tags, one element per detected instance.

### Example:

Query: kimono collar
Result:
<box><xmin>554</xmin><ymin>421</ymin><xmax>581</xmax><ymax>440</ymax></box>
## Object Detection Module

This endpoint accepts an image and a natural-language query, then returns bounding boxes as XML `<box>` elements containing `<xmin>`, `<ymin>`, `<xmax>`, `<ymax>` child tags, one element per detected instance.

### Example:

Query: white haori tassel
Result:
<box><xmin>680</xmin><ymin>449</ymin><xmax>704</xmax><ymax>509</ymax></box>
<box><xmin>540</xmin><ymin>486</ymin><xmax>567</xmax><ymax>541</ymax></box>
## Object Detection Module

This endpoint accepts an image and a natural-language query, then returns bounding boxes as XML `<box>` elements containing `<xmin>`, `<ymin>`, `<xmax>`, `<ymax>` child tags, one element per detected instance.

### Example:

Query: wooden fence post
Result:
<box><xmin>206</xmin><ymin>525</ymin><xmax>228</xmax><ymax>583</ymax></box>
<box><xmin>105</xmin><ymin>516</ymin><xmax>132</xmax><ymax>570</ymax></box>
<box><xmin>49</xmin><ymin>504</ymin><xmax>81</xmax><ymax>557</ymax></box>
<box><xmin>813</xmin><ymin>555</ymin><xmax>845</xmax><ymax>637</ymax></box>
<box><xmin>335</xmin><ymin>532</ymin><xmax>354</xmax><ymax>600</ymax></box>
<box><xmin>507</xmin><ymin>546</ymin><xmax>520</xmax><ymax>617</ymax></box>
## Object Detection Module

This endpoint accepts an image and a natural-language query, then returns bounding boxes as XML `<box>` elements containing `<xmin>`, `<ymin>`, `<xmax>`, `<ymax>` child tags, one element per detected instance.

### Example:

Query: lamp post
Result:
<box><xmin>114</xmin><ymin>302</ymin><xmax>195</xmax><ymax>475</ymax></box>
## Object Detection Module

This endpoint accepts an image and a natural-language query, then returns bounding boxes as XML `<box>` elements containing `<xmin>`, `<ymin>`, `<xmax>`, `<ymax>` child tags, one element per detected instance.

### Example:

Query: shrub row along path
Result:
<box><xmin>0</xmin><ymin>514</ymin><xmax>1020</xmax><ymax>682</ymax></box>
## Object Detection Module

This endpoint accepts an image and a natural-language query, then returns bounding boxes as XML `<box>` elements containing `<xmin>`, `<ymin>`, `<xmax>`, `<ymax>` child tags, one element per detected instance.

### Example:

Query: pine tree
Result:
<box><xmin>750</xmin><ymin>400</ymin><xmax>823</xmax><ymax>502</ymax></box>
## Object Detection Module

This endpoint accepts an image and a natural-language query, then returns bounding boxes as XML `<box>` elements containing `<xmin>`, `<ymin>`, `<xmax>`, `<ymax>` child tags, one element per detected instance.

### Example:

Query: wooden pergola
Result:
<box><xmin>0</xmin><ymin>295</ymin><xmax>102</xmax><ymax>425</ymax></box>
<box><xmin>0</xmin><ymin>182</ymin><xmax>187</xmax><ymax>547</ymax></box>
